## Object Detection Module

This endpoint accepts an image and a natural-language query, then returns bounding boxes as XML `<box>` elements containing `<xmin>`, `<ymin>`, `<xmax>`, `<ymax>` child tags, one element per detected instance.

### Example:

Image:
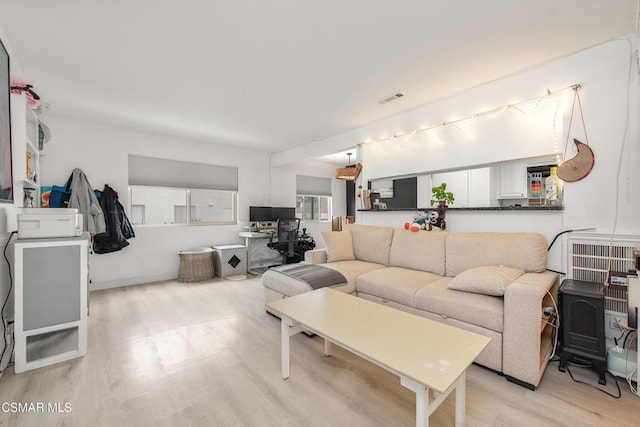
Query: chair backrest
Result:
<box><xmin>277</xmin><ymin>218</ymin><xmax>300</xmax><ymax>243</ymax></box>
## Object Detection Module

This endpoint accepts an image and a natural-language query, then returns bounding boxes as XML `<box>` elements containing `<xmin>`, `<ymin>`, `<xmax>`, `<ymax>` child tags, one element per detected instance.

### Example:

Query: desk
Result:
<box><xmin>239</xmin><ymin>231</ymin><xmax>281</xmax><ymax>274</ymax></box>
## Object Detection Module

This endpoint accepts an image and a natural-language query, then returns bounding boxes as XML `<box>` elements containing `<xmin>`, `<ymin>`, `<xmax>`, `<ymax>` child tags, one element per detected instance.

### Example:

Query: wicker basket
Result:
<box><xmin>177</xmin><ymin>249</ymin><xmax>214</xmax><ymax>282</ymax></box>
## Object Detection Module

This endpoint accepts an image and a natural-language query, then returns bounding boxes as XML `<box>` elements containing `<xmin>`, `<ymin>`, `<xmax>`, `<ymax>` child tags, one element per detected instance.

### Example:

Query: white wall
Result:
<box><xmin>38</xmin><ymin>117</ymin><xmax>347</xmax><ymax>288</ymax></box>
<box><xmin>280</xmin><ymin>36</ymin><xmax>640</xmax><ymax>270</ymax></box>
<box><xmin>39</xmin><ymin>115</ymin><xmax>273</xmax><ymax>289</ymax></box>
<box><xmin>359</xmin><ymin>210</ymin><xmax>565</xmax><ymax>272</ymax></box>
<box><xmin>269</xmin><ymin>159</ymin><xmax>346</xmax><ymax>249</ymax></box>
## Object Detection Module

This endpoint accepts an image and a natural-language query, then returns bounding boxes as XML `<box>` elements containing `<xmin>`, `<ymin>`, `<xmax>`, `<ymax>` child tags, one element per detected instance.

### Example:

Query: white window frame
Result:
<box><xmin>296</xmin><ymin>194</ymin><xmax>332</xmax><ymax>222</ymax></box>
<box><xmin>128</xmin><ymin>185</ymin><xmax>238</xmax><ymax>226</ymax></box>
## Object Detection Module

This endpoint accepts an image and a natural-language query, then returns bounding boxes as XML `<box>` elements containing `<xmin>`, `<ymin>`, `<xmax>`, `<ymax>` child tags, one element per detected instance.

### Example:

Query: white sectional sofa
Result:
<box><xmin>262</xmin><ymin>224</ymin><xmax>559</xmax><ymax>389</ymax></box>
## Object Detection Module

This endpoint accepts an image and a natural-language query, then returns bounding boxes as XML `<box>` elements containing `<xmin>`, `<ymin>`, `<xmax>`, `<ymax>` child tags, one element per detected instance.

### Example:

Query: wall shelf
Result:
<box><xmin>11</xmin><ymin>93</ymin><xmax>41</xmax><ymax>207</ymax></box>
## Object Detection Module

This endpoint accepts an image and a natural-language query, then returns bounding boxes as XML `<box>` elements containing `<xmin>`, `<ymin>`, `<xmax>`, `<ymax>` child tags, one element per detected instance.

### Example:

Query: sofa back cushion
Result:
<box><xmin>321</xmin><ymin>230</ymin><xmax>355</xmax><ymax>262</ymax></box>
<box><xmin>389</xmin><ymin>229</ymin><xmax>446</xmax><ymax>275</ymax></box>
<box><xmin>445</xmin><ymin>232</ymin><xmax>547</xmax><ymax>276</ymax></box>
<box><xmin>345</xmin><ymin>224</ymin><xmax>394</xmax><ymax>266</ymax></box>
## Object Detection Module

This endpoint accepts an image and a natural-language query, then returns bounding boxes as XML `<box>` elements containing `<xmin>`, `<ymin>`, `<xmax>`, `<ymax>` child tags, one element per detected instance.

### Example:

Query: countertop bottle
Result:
<box><xmin>545</xmin><ymin>166</ymin><xmax>563</xmax><ymax>205</ymax></box>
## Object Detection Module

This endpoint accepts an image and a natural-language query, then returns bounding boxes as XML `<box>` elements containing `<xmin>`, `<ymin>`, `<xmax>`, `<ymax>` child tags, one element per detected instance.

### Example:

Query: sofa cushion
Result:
<box><xmin>262</xmin><ymin>268</ymin><xmax>345</xmax><ymax>296</ymax></box>
<box><xmin>448</xmin><ymin>266</ymin><xmax>525</xmax><ymax>296</ymax></box>
<box><xmin>346</xmin><ymin>224</ymin><xmax>394</xmax><ymax>266</ymax></box>
<box><xmin>414</xmin><ymin>277</ymin><xmax>504</xmax><ymax>333</ymax></box>
<box><xmin>356</xmin><ymin>267</ymin><xmax>442</xmax><ymax>307</ymax></box>
<box><xmin>263</xmin><ymin>259</ymin><xmax>384</xmax><ymax>296</ymax></box>
<box><xmin>389</xmin><ymin>229</ymin><xmax>446</xmax><ymax>275</ymax></box>
<box><xmin>322</xmin><ymin>230</ymin><xmax>355</xmax><ymax>262</ymax></box>
<box><xmin>321</xmin><ymin>260</ymin><xmax>387</xmax><ymax>294</ymax></box>
<box><xmin>445</xmin><ymin>232</ymin><xmax>547</xmax><ymax>276</ymax></box>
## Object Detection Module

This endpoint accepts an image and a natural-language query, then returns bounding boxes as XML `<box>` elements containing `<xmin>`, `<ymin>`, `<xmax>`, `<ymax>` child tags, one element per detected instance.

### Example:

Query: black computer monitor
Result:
<box><xmin>249</xmin><ymin>206</ymin><xmax>272</xmax><ymax>222</ymax></box>
<box><xmin>271</xmin><ymin>207</ymin><xmax>296</xmax><ymax>221</ymax></box>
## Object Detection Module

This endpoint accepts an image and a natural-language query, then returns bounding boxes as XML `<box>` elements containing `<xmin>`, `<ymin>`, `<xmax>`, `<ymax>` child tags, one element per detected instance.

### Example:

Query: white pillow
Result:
<box><xmin>448</xmin><ymin>266</ymin><xmax>525</xmax><ymax>296</ymax></box>
<box><xmin>322</xmin><ymin>231</ymin><xmax>355</xmax><ymax>263</ymax></box>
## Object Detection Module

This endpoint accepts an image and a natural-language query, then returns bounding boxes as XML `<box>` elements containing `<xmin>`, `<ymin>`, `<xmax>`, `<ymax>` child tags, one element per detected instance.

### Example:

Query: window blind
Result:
<box><xmin>128</xmin><ymin>155</ymin><xmax>238</xmax><ymax>191</ymax></box>
<box><xmin>296</xmin><ymin>175</ymin><xmax>332</xmax><ymax>196</ymax></box>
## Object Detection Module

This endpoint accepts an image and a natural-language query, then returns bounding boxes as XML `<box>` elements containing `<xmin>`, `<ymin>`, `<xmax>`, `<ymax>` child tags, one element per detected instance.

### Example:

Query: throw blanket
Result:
<box><xmin>271</xmin><ymin>264</ymin><xmax>347</xmax><ymax>290</ymax></box>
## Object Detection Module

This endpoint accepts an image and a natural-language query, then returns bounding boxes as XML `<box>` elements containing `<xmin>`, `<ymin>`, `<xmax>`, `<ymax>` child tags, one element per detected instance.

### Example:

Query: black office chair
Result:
<box><xmin>268</xmin><ymin>218</ymin><xmax>301</xmax><ymax>264</ymax></box>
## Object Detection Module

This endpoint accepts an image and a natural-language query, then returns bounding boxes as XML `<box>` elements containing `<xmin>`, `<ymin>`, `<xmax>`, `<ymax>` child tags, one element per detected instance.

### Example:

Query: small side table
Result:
<box><xmin>558</xmin><ymin>279</ymin><xmax>606</xmax><ymax>385</ymax></box>
<box><xmin>212</xmin><ymin>244</ymin><xmax>247</xmax><ymax>278</ymax></box>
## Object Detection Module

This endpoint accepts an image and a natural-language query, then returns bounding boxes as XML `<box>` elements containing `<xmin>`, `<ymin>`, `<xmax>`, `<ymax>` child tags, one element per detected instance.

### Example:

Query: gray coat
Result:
<box><xmin>69</xmin><ymin>168</ymin><xmax>106</xmax><ymax>235</ymax></box>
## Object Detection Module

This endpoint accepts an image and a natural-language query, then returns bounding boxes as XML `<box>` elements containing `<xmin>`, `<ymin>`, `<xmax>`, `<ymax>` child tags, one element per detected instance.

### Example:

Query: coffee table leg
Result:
<box><xmin>281</xmin><ymin>316</ymin><xmax>290</xmax><ymax>379</ymax></box>
<box><xmin>400</xmin><ymin>376</ymin><xmax>429</xmax><ymax>427</ymax></box>
<box><xmin>324</xmin><ymin>339</ymin><xmax>332</xmax><ymax>356</ymax></box>
<box><xmin>280</xmin><ymin>316</ymin><xmax>304</xmax><ymax>379</ymax></box>
<box><xmin>455</xmin><ymin>371</ymin><xmax>465</xmax><ymax>427</ymax></box>
<box><xmin>415</xmin><ymin>386</ymin><xmax>429</xmax><ymax>427</ymax></box>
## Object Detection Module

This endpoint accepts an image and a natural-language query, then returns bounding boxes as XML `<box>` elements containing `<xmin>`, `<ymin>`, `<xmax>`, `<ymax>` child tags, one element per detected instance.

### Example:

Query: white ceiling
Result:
<box><xmin>0</xmin><ymin>1</ymin><xmax>636</xmax><ymax>161</ymax></box>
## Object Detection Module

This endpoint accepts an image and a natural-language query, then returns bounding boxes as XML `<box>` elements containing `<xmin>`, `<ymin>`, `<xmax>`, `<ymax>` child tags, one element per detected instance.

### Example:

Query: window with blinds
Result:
<box><xmin>127</xmin><ymin>155</ymin><xmax>238</xmax><ymax>225</ymax></box>
<box><xmin>295</xmin><ymin>175</ymin><xmax>332</xmax><ymax>221</ymax></box>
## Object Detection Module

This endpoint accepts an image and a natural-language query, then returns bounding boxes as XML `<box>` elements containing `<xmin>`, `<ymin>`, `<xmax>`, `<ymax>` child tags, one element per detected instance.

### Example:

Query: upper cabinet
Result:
<box><xmin>497</xmin><ymin>162</ymin><xmax>527</xmax><ymax>199</ymax></box>
<box><xmin>430</xmin><ymin>167</ymin><xmax>492</xmax><ymax>208</ymax></box>
<box><xmin>11</xmin><ymin>93</ymin><xmax>40</xmax><ymax>207</ymax></box>
<box><xmin>366</xmin><ymin>155</ymin><xmax>560</xmax><ymax>210</ymax></box>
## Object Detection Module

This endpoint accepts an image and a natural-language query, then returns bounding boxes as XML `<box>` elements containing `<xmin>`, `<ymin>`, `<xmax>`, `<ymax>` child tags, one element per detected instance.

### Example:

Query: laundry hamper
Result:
<box><xmin>177</xmin><ymin>248</ymin><xmax>214</xmax><ymax>282</ymax></box>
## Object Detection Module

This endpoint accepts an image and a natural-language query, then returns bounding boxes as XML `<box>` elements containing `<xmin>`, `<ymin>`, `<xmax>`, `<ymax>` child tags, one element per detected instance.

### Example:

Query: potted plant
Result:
<box><xmin>430</xmin><ymin>183</ymin><xmax>454</xmax><ymax>207</ymax></box>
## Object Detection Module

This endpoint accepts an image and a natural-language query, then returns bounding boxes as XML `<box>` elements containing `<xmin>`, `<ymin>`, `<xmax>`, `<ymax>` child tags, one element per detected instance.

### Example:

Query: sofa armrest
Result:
<box><xmin>304</xmin><ymin>248</ymin><xmax>327</xmax><ymax>264</ymax></box>
<box><xmin>503</xmin><ymin>271</ymin><xmax>559</xmax><ymax>388</ymax></box>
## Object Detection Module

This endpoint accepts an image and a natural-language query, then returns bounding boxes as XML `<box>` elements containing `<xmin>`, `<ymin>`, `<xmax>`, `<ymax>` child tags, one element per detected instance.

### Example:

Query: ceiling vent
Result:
<box><xmin>378</xmin><ymin>92</ymin><xmax>404</xmax><ymax>104</ymax></box>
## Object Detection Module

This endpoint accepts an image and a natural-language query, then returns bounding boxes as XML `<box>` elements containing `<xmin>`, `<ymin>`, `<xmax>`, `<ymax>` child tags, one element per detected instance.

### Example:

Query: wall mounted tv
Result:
<box><xmin>0</xmin><ymin>37</ymin><xmax>13</xmax><ymax>202</ymax></box>
<box><xmin>249</xmin><ymin>206</ymin><xmax>296</xmax><ymax>222</ymax></box>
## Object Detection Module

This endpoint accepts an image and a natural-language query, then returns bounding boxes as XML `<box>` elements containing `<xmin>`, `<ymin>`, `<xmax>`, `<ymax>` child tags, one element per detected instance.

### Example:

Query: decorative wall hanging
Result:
<box><xmin>557</xmin><ymin>85</ymin><xmax>595</xmax><ymax>182</ymax></box>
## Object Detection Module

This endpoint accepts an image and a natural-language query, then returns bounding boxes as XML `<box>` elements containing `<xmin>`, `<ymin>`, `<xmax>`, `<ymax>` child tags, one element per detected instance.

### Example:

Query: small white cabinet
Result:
<box><xmin>212</xmin><ymin>244</ymin><xmax>247</xmax><ymax>278</ymax></box>
<box><xmin>497</xmin><ymin>162</ymin><xmax>527</xmax><ymax>199</ymax></box>
<box><xmin>13</xmin><ymin>234</ymin><xmax>89</xmax><ymax>373</ymax></box>
<box><xmin>10</xmin><ymin>93</ymin><xmax>40</xmax><ymax>207</ymax></box>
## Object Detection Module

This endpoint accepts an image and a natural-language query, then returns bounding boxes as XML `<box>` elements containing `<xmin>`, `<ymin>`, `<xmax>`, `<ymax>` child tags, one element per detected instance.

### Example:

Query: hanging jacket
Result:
<box><xmin>69</xmin><ymin>168</ymin><xmax>106</xmax><ymax>236</ymax></box>
<box><xmin>93</xmin><ymin>184</ymin><xmax>135</xmax><ymax>254</ymax></box>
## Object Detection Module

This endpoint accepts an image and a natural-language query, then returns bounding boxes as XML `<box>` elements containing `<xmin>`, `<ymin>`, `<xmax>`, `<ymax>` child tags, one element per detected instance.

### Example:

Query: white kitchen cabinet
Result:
<box><xmin>431</xmin><ymin>167</ymin><xmax>491</xmax><ymax>208</ymax></box>
<box><xmin>497</xmin><ymin>162</ymin><xmax>527</xmax><ymax>199</ymax></box>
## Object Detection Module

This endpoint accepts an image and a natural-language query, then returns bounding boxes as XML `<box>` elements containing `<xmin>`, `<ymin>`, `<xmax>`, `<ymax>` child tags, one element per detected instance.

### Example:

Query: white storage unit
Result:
<box><xmin>12</xmin><ymin>234</ymin><xmax>89</xmax><ymax>373</ymax></box>
<box><xmin>212</xmin><ymin>244</ymin><xmax>247</xmax><ymax>278</ymax></box>
<box><xmin>10</xmin><ymin>93</ymin><xmax>41</xmax><ymax>207</ymax></box>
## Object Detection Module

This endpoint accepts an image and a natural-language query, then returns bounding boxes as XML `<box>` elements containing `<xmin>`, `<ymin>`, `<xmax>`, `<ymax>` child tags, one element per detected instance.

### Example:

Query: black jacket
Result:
<box><xmin>93</xmin><ymin>185</ymin><xmax>135</xmax><ymax>254</ymax></box>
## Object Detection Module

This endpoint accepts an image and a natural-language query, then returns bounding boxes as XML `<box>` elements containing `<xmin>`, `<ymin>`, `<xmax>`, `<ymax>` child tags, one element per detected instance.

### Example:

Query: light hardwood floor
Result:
<box><xmin>0</xmin><ymin>275</ymin><xmax>638</xmax><ymax>426</ymax></box>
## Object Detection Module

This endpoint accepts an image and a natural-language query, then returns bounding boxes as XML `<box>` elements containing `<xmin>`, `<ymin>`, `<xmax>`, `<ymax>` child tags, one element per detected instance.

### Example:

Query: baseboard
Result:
<box><xmin>505</xmin><ymin>375</ymin><xmax>537</xmax><ymax>390</ymax></box>
<box><xmin>90</xmin><ymin>273</ymin><xmax>177</xmax><ymax>291</ymax></box>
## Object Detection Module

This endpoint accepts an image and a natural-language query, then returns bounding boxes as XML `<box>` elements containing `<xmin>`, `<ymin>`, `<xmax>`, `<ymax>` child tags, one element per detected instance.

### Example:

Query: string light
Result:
<box><xmin>362</xmin><ymin>84</ymin><xmax>579</xmax><ymax>145</ymax></box>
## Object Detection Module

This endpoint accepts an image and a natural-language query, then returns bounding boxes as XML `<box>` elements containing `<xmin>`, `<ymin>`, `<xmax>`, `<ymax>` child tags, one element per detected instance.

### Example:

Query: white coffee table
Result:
<box><xmin>267</xmin><ymin>288</ymin><xmax>491</xmax><ymax>427</ymax></box>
